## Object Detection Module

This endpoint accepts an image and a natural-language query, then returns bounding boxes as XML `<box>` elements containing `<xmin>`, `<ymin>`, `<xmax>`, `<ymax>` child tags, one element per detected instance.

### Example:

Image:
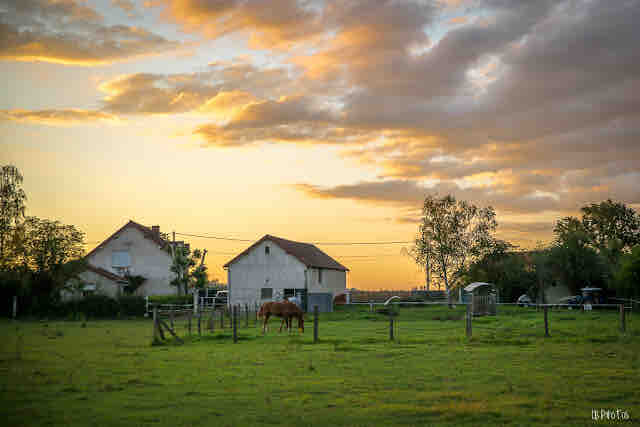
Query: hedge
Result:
<box><xmin>53</xmin><ymin>295</ymin><xmax>146</xmax><ymax>319</ymax></box>
<box><xmin>148</xmin><ymin>295</ymin><xmax>193</xmax><ymax>305</ymax></box>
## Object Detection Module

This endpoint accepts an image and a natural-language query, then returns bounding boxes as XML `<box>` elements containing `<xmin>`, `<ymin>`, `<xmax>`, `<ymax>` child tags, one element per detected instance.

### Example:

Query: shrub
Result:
<box><xmin>117</xmin><ymin>296</ymin><xmax>146</xmax><ymax>317</ymax></box>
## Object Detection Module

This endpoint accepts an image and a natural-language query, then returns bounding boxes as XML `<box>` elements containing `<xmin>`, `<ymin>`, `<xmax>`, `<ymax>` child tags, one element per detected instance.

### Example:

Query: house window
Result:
<box><xmin>265</xmin><ymin>245</ymin><xmax>270</xmax><ymax>255</ymax></box>
<box><xmin>261</xmin><ymin>288</ymin><xmax>273</xmax><ymax>299</ymax></box>
<box><xmin>112</xmin><ymin>250</ymin><xmax>131</xmax><ymax>275</ymax></box>
<box><xmin>318</xmin><ymin>268</ymin><xmax>323</xmax><ymax>284</ymax></box>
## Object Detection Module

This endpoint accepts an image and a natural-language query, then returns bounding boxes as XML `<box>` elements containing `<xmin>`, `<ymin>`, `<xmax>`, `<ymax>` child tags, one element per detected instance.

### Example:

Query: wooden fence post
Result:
<box><xmin>220</xmin><ymin>307</ymin><xmax>224</xmax><ymax>329</ymax></box>
<box><xmin>210</xmin><ymin>310</ymin><xmax>215</xmax><ymax>333</ymax></box>
<box><xmin>245</xmin><ymin>304</ymin><xmax>249</xmax><ymax>328</ymax></box>
<box><xmin>169</xmin><ymin>309</ymin><xmax>174</xmax><ymax>329</ymax></box>
<box><xmin>255</xmin><ymin>302</ymin><xmax>259</xmax><ymax>327</ymax></box>
<box><xmin>466</xmin><ymin>303</ymin><xmax>472</xmax><ymax>339</ymax></box>
<box><xmin>233</xmin><ymin>305</ymin><xmax>238</xmax><ymax>343</ymax></box>
<box><xmin>12</xmin><ymin>296</ymin><xmax>17</xmax><ymax>319</ymax></box>
<box><xmin>152</xmin><ymin>306</ymin><xmax>159</xmax><ymax>342</ymax></box>
<box><xmin>544</xmin><ymin>305</ymin><xmax>550</xmax><ymax>337</ymax></box>
<box><xmin>389</xmin><ymin>310</ymin><xmax>394</xmax><ymax>341</ymax></box>
<box><xmin>197</xmin><ymin>307</ymin><xmax>201</xmax><ymax>336</ymax></box>
<box><xmin>188</xmin><ymin>312</ymin><xmax>192</xmax><ymax>335</ymax></box>
<box><xmin>620</xmin><ymin>304</ymin><xmax>626</xmax><ymax>333</ymax></box>
<box><xmin>313</xmin><ymin>305</ymin><xmax>319</xmax><ymax>344</ymax></box>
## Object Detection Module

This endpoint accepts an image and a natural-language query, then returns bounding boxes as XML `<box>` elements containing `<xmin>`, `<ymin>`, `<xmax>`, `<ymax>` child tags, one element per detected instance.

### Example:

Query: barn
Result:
<box><xmin>223</xmin><ymin>234</ymin><xmax>349</xmax><ymax>312</ymax></box>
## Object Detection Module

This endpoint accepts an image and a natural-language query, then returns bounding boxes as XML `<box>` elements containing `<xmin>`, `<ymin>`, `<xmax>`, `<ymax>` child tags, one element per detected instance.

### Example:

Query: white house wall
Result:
<box><xmin>87</xmin><ymin>227</ymin><xmax>175</xmax><ymax>296</ymax></box>
<box><xmin>228</xmin><ymin>240</ymin><xmax>307</xmax><ymax>307</ymax></box>
<box><xmin>306</xmin><ymin>267</ymin><xmax>346</xmax><ymax>294</ymax></box>
<box><xmin>227</xmin><ymin>240</ymin><xmax>347</xmax><ymax>308</ymax></box>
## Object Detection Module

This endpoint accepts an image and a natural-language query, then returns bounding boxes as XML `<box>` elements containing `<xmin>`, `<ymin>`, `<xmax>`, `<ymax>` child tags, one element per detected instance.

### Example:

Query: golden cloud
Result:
<box><xmin>0</xmin><ymin>109</ymin><xmax>121</xmax><ymax>126</ymax></box>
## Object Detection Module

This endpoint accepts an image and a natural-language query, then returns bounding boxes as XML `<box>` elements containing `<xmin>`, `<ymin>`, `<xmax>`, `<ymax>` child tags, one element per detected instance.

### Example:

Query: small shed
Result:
<box><xmin>463</xmin><ymin>282</ymin><xmax>497</xmax><ymax>316</ymax></box>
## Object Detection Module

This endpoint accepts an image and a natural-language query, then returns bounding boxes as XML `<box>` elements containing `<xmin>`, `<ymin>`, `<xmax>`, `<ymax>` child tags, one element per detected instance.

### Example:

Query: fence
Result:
<box><xmin>148</xmin><ymin>298</ymin><xmax>637</xmax><ymax>347</ymax></box>
<box><xmin>151</xmin><ymin>302</ymin><xmax>263</xmax><ymax>345</ymax></box>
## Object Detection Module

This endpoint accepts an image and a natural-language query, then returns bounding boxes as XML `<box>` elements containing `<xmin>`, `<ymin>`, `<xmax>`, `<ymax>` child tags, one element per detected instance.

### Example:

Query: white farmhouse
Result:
<box><xmin>71</xmin><ymin>220</ymin><xmax>182</xmax><ymax>298</ymax></box>
<box><xmin>224</xmin><ymin>235</ymin><xmax>349</xmax><ymax>312</ymax></box>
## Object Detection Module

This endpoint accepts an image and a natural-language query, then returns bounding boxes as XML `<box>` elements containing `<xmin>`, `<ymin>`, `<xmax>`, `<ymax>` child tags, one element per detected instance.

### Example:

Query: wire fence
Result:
<box><xmin>147</xmin><ymin>299</ymin><xmax>638</xmax><ymax>346</ymax></box>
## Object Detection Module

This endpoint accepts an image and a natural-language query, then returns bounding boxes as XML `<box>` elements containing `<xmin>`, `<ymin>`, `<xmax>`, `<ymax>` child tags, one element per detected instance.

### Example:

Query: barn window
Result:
<box><xmin>265</xmin><ymin>245</ymin><xmax>270</xmax><ymax>255</ymax></box>
<box><xmin>261</xmin><ymin>288</ymin><xmax>272</xmax><ymax>299</ymax></box>
<box><xmin>318</xmin><ymin>268</ymin><xmax>323</xmax><ymax>284</ymax></box>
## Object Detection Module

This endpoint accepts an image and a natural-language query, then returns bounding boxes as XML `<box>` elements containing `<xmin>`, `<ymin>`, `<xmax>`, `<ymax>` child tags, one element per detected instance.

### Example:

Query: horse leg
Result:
<box><xmin>263</xmin><ymin>313</ymin><xmax>269</xmax><ymax>334</ymax></box>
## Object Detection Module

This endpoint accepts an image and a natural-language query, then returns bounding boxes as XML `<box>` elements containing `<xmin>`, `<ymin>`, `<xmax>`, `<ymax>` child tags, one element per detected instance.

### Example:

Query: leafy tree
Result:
<box><xmin>412</xmin><ymin>194</ymin><xmax>498</xmax><ymax>306</ymax></box>
<box><xmin>463</xmin><ymin>241</ymin><xmax>537</xmax><ymax>302</ymax></box>
<box><xmin>581</xmin><ymin>199</ymin><xmax>640</xmax><ymax>254</ymax></box>
<box><xmin>549</xmin><ymin>224</ymin><xmax>606</xmax><ymax>294</ymax></box>
<box><xmin>169</xmin><ymin>246</ymin><xmax>207</xmax><ymax>295</ymax></box>
<box><xmin>613</xmin><ymin>245</ymin><xmax>640</xmax><ymax>299</ymax></box>
<box><xmin>0</xmin><ymin>165</ymin><xmax>27</xmax><ymax>266</ymax></box>
<box><xmin>9</xmin><ymin>217</ymin><xmax>86</xmax><ymax>312</ymax></box>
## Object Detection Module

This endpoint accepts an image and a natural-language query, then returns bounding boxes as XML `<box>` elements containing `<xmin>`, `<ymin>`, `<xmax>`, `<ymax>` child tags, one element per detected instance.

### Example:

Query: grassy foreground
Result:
<box><xmin>1</xmin><ymin>305</ymin><xmax>638</xmax><ymax>426</ymax></box>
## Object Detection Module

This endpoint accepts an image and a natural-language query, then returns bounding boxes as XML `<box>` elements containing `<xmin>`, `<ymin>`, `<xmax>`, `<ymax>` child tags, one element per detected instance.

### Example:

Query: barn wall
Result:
<box><xmin>227</xmin><ymin>240</ymin><xmax>307</xmax><ymax>307</ymax></box>
<box><xmin>87</xmin><ymin>226</ymin><xmax>175</xmax><ymax>296</ymax></box>
<box><xmin>307</xmin><ymin>267</ymin><xmax>346</xmax><ymax>295</ymax></box>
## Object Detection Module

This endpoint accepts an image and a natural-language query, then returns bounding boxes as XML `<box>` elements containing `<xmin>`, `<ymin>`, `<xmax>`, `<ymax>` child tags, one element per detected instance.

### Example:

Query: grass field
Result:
<box><xmin>1</xmin><ymin>305</ymin><xmax>638</xmax><ymax>426</ymax></box>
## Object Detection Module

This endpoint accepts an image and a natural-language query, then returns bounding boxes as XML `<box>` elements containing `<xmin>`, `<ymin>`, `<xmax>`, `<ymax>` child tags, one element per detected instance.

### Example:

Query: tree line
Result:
<box><xmin>411</xmin><ymin>194</ymin><xmax>640</xmax><ymax>304</ymax></box>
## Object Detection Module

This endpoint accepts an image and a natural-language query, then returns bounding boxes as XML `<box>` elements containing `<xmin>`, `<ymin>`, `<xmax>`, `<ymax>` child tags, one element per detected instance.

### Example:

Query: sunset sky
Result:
<box><xmin>2</xmin><ymin>0</ymin><xmax>639</xmax><ymax>290</ymax></box>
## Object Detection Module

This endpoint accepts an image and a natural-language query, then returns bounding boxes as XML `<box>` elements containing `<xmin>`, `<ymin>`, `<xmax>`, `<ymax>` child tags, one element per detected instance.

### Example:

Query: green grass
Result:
<box><xmin>1</xmin><ymin>305</ymin><xmax>639</xmax><ymax>426</ymax></box>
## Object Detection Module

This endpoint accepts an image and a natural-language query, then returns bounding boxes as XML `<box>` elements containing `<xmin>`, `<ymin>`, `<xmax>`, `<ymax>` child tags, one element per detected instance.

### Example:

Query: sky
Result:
<box><xmin>1</xmin><ymin>0</ymin><xmax>639</xmax><ymax>290</ymax></box>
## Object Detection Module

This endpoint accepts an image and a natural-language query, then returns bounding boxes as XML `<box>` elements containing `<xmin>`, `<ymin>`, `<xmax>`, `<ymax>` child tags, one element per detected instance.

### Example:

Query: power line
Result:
<box><xmin>175</xmin><ymin>231</ymin><xmax>411</xmax><ymax>245</ymax></box>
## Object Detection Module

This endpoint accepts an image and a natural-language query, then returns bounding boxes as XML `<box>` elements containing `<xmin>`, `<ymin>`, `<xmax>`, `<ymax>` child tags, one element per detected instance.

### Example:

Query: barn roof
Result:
<box><xmin>223</xmin><ymin>234</ymin><xmax>349</xmax><ymax>272</ymax></box>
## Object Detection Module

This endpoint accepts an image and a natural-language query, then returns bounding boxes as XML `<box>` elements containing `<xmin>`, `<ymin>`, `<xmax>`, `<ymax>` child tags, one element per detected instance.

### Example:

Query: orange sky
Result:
<box><xmin>2</xmin><ymin>0</ymin><xmax>639</xmax><ymax>289</ymax></box>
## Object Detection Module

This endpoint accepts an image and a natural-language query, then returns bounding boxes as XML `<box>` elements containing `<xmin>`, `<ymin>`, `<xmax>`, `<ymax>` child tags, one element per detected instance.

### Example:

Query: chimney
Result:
<box><xmin>151</xmin><ymin>225</ymin><xmax>160</xmax><ymax>236</ymax></box>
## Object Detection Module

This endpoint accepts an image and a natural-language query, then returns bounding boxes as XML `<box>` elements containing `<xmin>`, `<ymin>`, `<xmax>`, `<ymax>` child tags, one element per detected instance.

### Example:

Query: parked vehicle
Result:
<box><xmin>517</xmin><ymin>294</ymin><xmax>533</xmax><ymax>307</ymax></box>
<box><xmin>558</xmin><ymin>295</ymin><xmax>583</xmax><ymax>307</ymax></box>
<box><xmin>214</xmin><ymin>290</ymin><xmax>228</xmax><ymax>306</ymax></box>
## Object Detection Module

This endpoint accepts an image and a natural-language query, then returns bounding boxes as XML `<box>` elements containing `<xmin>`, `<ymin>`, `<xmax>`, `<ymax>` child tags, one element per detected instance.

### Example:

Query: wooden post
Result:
<box><xmin>233</xmin><ymin>305</ymin><xmax>238</xmax><ymax>343</ymax></box>
<box><xmin>313</xmin><ymin>305</ymin><xmax>319</xmax><ymax>344</ymax></box>
<box><xmin>152</xmin><ymin>306</ymin><xmax>159</xmax><ymax>342</ymax></box>
<box><xmin>220</xmin><ymin>307</ymin><xmax>224</xmax><ymax>329</ymax></box>
<box><xmin>465</xmin><ymin>303</ymin><xmax>472</xmax><ymax>339</ymax></box>
<box><xmin>197</xmin><ymin>307</ymin><xmax>201</xmax><ymax>336</ymax></box>
<box><xmin>193</xmin><ymin>292</ymin><xmax>198</xmax><ymax>315</ymax></box>
<box><xmin>544</xmin><ymin>305</ymin><xmax>550</xmax><ymax>337</ymax></box>
<box><xmin>12</xmin><ymin>296</ymin><xmax>17</xmax><ymax>319</ymax></box>
<box><xmin>620</xmin><ymin>304</ymin><xmax>626</xmax><ymax>333</ymax></box>
<box><xmin>255</xmin><ymin>302</ymin><xmax>259</xmax><ymax>327</ymax></box>
<box><xmin>245</xmin><ymin>304</ymin><xmax>249</xmax><ymax>328</ymax></box>
<box><xmin>389</xmin><ymin>311</ymin><xmax>394</xmax><ymax>341</ymax></box>
<box><xmin>188</xmin><ymin>312</ymin><xmax>192</xmax><ymax>335</ymax></box>
<box><xmin>169</xmin><ymin>309</ymin><xmax>174</xmax><ymax>329</ymax></box>
<box><xmin>159</xmin><ymin>319</ymin><xmax>184</xmax><ymax>344</ymax></box>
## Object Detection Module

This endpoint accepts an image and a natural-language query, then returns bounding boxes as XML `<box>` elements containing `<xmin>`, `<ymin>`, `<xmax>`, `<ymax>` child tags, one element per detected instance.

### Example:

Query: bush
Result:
<box><xmin>80</xmin><ymin>295</ymin><xmax>120</xmax><ymax>318</ymax></box>
<box><xmin>117</xmin><ymin>296</ymin><xmax>146</xmax><ymax>317</ymax></box>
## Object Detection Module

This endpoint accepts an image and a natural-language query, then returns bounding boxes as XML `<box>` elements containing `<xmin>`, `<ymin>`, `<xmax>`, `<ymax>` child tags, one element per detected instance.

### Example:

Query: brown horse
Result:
<box><xmin>258</xmin><ymin>301</ymin><xmax>304</xmax><ymax>334</ymax></box>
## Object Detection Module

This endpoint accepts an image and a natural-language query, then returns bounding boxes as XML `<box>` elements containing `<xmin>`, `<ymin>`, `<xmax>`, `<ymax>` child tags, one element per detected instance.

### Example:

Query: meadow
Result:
<box><xmin>1</xmin><ymin>305</ymin><xmax>638</xmax><ymax>426</ymax></box>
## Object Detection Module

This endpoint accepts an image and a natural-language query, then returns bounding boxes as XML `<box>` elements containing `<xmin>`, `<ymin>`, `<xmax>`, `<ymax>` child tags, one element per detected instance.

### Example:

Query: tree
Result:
<box><xmin>581</xmin><ymin>199</ymin><xmax>640</xmax><ymax>253</ymax></box>
<box><xmin>549</xmin><ymin>223</ymin><xmax>606</xmax><ymax>294</ymax></box>
<box><xmin>0</xmin><ymin>165</ymin><xmax>27</xmax><ymax>266</ymax></box>
<box><xmin>12</xmin><ymin>217</ymin><xmax>86</xmax><ymax>312</ymax></box>
<box><xmin>412</xmin><ymin>194</ymin><xmax>498</xmax><ymax>307</ymax></box>
<box><xmin>124</xmin><ymin>274</ymin><xmax>147</xmax><ymax>295</ymax></box>
<box><xmin>613</xmin><ymin>245</ymin><xmax>640</xmax><ymax>299</ymax></box>
<box><xmin>463</xmin><ymin>241</ymin><xmax>537</xmax><ymax>303</ymax></box>
<box><xmin>169</xmin><ymin>246</ymin><xmax>208</xmax><ymax>295</ymax></box>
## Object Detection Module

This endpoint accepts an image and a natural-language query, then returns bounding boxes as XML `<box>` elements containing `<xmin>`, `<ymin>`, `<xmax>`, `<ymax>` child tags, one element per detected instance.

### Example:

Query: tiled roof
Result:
<box><xmin>85</xmin><ymin>264</ymin><xmax>127</xmax><ymax>283</ymax></box>
<box><xmin>224</xmin><ymin>234</ymin><xmax>349</xmax><ymax>271</ymax></box>
<box><xmin>85</xmin><ymin>220</ymin><xmax>169</xmax><ymax>260</ymax></box>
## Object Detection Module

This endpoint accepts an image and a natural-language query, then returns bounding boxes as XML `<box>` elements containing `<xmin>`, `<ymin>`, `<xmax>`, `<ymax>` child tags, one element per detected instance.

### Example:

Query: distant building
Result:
<box><xmin>223</xmin><ymin>234</ymin><xmax>349</xmax><ymax>312</ymax></box>
<box><xmin>66</xmin><ymin>220</ymin><xmax>184</xmax><ymax>299</ymax></box>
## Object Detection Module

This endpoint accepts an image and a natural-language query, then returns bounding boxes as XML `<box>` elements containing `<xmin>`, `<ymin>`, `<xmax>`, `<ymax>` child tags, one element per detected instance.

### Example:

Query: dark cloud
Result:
<box><xmin>0</xmin><ymin>0</ymin><xmax>180</xmax><ymax>65</ymax></box>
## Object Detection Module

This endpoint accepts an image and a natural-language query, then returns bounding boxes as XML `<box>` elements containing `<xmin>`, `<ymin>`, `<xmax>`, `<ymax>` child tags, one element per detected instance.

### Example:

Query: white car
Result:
<box><xmin>517</xmin><ymin>294</ymin><xmax>533</xmax><ymax>307</ymax></box>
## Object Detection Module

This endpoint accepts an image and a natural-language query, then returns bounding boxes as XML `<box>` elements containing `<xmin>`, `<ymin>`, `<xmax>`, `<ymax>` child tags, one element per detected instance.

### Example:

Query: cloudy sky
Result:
<box><xmin>2</xmin><ymin>0</ymin><xmax>639</xmax><ymax>289</ymax></box>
